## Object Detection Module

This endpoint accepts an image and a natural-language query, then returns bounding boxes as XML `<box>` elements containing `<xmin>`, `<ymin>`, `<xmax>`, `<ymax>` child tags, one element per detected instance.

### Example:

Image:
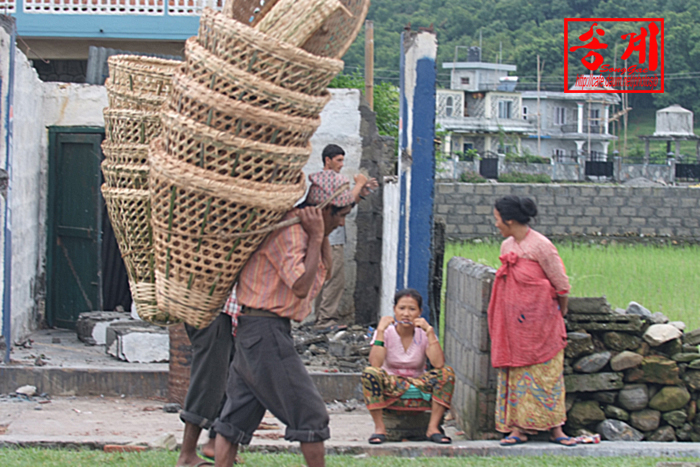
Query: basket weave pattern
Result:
<box><xmin>108</xmin><ymin>55</ymin><xmax>181</xmax><ymax>98</ymax></box>
<box><xmin>166</xmin><ymin>74</ymin><xmax>320</xmax><ymax>148</ymax></box>
<box><xmin>149</xmin><ymin>140</ymin><xmax>304</xmax><ymax>327</ymax></box>
<box><xmin>301</xmin><ymin>0</ymin><xmax>370</xmax><ymax>58</ymax></box>
<box><xmin>184</xmin><ymin>38</ymin><xmax>330</xmax><ymax>119</ymax></box>
<box><xmin>102</xmin><ymin>55</ymin><xmax>181</xmax><ymax>326</ymax></box>
<box><xmin>197</xmin><ymin>9</ymin><xmax>343</xmax><ymax>96</ymax></box>
<box><xmin>106</xmin><ymin>81</ymin><xmax>167</xmax><ymax>112</ymax></box>
<box><xmin>161</xmin><ymin>111</ymin><xmax>309</xmax><ymax>184</ymax></box>
<box><xmin>101</xmin><ymin>160</ymin><xmax>149</xmax><ymax>190</ymax></box>
<box><xmin>104</xmin><ymin>109</ymin><xmax>163</xmax><ymax>145</ymax></box>
<box><xmin>146</xmin><ymin>2</ymin><xmax>368</xmax><ymax>328</ymax></box>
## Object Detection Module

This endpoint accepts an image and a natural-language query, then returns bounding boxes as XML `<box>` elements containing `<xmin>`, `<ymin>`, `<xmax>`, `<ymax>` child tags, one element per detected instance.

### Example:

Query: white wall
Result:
<box><xmin>306</xmin><ymin>88</ymin><xmax>363</xmax><ymax>321</ymax></box>
<box><xmin>5</xmin><ymin>39</ymin><xmax>47</xmax><ymax>341</ymax></box>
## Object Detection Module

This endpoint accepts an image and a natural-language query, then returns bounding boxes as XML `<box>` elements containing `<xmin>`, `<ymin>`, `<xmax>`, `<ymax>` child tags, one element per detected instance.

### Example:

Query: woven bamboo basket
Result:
<box><xmin>223</xmin><ymin>0</ymin><xmax>280</xmax><ymax>25</ymax></box>
<box><xmin>102</xmin><ymin>185</ymin><xmax>179</xmax><ymax>325</ymax></box>
<box><xmin>301</xmin><ymin>0</ymin><xmax>370</xmax><ymax>59</ymax></box>
<box><xmin>108</xmin><ymin>54</ymin><xmax>181</xmax><ymax>98</ymax></box>
<box><xmin>161</xmin><ymin>111</ymin><xmax>309</xmax><ymax>184</ymax></box>
<box><xmin>183</xmin><ymin>38</ymin><xmax>330</xmax><ymax>119</ymax></box>
<box><xmin>101</xmin><ymin>159</ymin><xmax>149</xmax><ymax>190</ymax></box>
<box><xmin>104</xmin><ymin>108</ymin><xmax>163</xmax><ymax>145</ymax></box>
<box><xmin>106</xmin><ymin>79</ymin><xmax>167</xmax><ymax>112</ymax></box>
<box><xmin>101</xmin><ymin>142</ymin><xmax>150</xmax><ymax>165</ymax></box>
<box><xmin>255</xmin><ymin>0</ymin><xmax>352</xmax><ymax>47</ymax></box>
<box><xmin>166</xmin><ymin>74</ymin><xmax>320</xmax><ymax>148</ymax></box>
<box><xmin>149</xmin><ymin>138</ymin><xmax>306</xmax><ymax>328</ymax></box>
<box><xmin>197</xmin><ymin>8</ymin><xmax>343</xmax><ymax>96</ymax></box>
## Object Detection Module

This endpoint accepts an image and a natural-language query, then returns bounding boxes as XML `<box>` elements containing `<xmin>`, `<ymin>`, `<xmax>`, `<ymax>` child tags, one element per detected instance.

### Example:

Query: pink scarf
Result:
<box><xmin>487</xmin><ymin>252</ymin><xmax>567</xmax><ymax>368</ymax></box>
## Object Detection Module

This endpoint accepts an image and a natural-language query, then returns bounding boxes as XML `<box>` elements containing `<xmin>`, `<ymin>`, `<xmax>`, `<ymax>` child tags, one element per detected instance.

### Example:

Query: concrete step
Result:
<box><xmin>1</xmin><ymin>330</ymin><xmax>362</xmax><ymax>401</ymax></box>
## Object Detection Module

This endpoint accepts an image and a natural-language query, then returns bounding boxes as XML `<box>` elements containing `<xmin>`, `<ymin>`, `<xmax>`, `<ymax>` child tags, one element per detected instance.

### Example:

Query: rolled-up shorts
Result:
<box><xmin>213</xmin><ymin>314</ymin><xmax>330</xmax><ymax>445</ymax></box>
<box><xmin>180</xmin><ymin>312</ymin><xmax>234</xmax><ymax>432</ymax></box>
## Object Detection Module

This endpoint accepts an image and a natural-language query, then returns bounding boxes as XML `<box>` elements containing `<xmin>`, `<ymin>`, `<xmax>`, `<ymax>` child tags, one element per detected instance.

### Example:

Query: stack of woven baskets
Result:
<box><xmin>101</xmin><ymin>55</ymin><xmax>182</xmax><ymax>325</ymax></box>
<box><xmin>146</xmin><ymin>0</ymin><xmax>369</xmax><ymax>329</ymax></box>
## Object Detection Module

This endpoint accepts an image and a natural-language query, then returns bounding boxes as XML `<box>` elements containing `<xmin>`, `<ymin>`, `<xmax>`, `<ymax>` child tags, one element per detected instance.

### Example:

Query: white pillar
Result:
<box><xmin>604</xmin><ymin>105</ymin><xmax>609</xmax><ymax>135</ymax></box>
<box><xmin>577</xmin><ymin>103</ymin><xmax>584</xmax><ymax>134</ymax></box>
<box><xmin>601</xmin><ymin>141</ymin><xmax>610</xmax><ymax>161</ymax></box>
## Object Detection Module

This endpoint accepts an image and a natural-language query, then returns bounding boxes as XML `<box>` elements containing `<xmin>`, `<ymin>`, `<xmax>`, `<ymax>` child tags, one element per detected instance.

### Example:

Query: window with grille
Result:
<box><xmin>498</xmin><ymin>100</ymin><xmax>512</xmax><ymax>119</ymax></box>
<box><xmin>445</xmin><ymin>96</ymin><xmax>454</xmax><ymax>117</ymax></box>
<box><xmin>554</xmin><ymin>107</ymin><xmax>566</xmax><ymax>125</ymax></box>
<box><xmin>461</xmin><ymin>76</ymin><xmax>470</xmax><ymax>85</ymax></box>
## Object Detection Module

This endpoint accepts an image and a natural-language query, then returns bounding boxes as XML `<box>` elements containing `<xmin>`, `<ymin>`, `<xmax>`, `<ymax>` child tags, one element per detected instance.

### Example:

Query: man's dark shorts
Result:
<box><xmin>180</xmin><ymin>312</ymin><xmax>234</xmax><ymax>430</ymax></box>
<box><xmin>214</xmin><ymin>315</ymin><xmax>330</xmax><ymax>444</ymax></box>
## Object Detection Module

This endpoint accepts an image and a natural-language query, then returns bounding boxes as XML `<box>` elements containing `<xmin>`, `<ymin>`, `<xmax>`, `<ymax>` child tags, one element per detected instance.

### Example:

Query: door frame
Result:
<box><xmin>46</xmin><ymin>126</ymin><xmax>105</xmax><ymax>327</ymax></box>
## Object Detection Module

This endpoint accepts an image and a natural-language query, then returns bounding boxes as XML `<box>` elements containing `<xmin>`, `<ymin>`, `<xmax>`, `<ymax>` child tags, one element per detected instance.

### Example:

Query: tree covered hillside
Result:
<box><xmin>339</xmin><ymin>0</ymin><xmax>700</xmax><ymax>112</ymax></box>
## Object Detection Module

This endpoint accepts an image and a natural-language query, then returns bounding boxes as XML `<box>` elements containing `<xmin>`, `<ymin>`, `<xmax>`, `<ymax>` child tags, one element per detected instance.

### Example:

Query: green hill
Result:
<box><xmin>339</xmin><ymin>0</ymin><xmax>700</xmax><ymax>116</ymax></box>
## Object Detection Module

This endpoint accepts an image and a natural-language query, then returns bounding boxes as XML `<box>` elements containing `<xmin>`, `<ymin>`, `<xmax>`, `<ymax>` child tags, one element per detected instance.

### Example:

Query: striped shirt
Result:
<box><xmin>235</xmin><ymin>212</ymin><xmax>327</xmax><ymax>322</ymax></box>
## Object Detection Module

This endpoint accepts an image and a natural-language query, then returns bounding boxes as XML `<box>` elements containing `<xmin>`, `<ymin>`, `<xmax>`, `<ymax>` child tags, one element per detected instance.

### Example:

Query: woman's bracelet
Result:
<box><xmin>373</xmin><ymin>340</ymin><xmax>385</xmax><ymax>347</ymax></box>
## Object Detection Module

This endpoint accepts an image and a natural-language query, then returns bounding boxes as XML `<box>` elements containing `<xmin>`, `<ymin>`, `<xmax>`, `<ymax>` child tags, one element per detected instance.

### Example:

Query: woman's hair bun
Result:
<box><xmin>494</xmin><ymin>195</ymin><xmax>538</xmax><ymax>225</ymax></box>
<box><xmin>520</xmin><ymin>197</ymin><xmax>538</xmax><ymax>218</ymax></box>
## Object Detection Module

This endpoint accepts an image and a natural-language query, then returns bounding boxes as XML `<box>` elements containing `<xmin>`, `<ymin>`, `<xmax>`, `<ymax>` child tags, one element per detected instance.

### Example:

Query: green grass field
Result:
<box><xmin>0</xmin><ymin>449</ymin><xmax>697</xmax><ymax>467</ymax></box>
<box><xmin>443</xmin><ymin>239</ymin><xmax>700</xmax><ymax>330</ymax></box>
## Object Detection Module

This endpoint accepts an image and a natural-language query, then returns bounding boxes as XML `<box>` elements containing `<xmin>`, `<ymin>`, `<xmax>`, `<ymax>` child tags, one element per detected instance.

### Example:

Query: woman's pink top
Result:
<box><xmin>487</xmin><ymin>228</ymin><xmax>570</xmax><ymax>368</ymax></box>
<box><xmin>374</xmin><ymin>325</ymin><xmax>428</xmax><ymax>378</ymax></box>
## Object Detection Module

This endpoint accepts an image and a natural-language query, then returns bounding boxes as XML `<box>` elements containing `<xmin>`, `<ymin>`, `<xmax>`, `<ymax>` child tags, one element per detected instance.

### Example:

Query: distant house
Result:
<box><xmin>435</xmin><ymin>48</ymin><xmax>533</xmax><ymax>160</ymax></box>
<box><xmin>521</xmin><ymin>90</ymin><xmax>619</xmax><ymax>162</ymax></box>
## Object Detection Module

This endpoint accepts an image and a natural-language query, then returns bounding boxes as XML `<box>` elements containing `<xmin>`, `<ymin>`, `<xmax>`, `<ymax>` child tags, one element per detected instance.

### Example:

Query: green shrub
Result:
<box><xmin>498</xmin><ymin>172</ymin><xmax>551</xmax><ymax>183</ymax></box>
<box><xmin>459</xmin><ymin>170</ymin><xmax>487</xmax><ymax>183</ymax></box>
<box><xmin>504</xmin><ymin>154</ymin><xmax>552</xmax><ymax>164</ymax></box>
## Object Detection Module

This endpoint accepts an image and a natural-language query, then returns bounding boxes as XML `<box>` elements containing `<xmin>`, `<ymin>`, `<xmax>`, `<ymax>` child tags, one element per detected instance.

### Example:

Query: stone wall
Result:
<box><xmin>443</xmin><ymin>256</ymin><xmax>497</xmax><ymax>439</ymax></box>
<box><xmin>435</xmin><ymin>183</ymin><xmax>700</xmax><ymax>239</ymax></box>
<box><xmin>444</xmin><ymin>258</ymin><xmax>700</xmax><ymax>442</ymax></box>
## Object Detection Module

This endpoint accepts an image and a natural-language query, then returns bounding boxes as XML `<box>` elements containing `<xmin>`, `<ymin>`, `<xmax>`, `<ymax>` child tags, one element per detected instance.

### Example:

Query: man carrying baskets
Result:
<box><xmin>213</xmin><ymin>170</ymin><xmax>355</xmax><ymax>467</ymax></box>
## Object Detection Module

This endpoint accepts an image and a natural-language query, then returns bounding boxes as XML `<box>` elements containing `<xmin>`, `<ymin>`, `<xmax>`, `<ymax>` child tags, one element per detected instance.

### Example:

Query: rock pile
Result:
<box><xmin>564</xmin><ymin>297</ymin><xmax>700</xmax><ymax>442</ymax></box>
<box><xmin>292</xmin><ymin>325</ymin><xmax>371</xmax><ymax>373</ymax></box>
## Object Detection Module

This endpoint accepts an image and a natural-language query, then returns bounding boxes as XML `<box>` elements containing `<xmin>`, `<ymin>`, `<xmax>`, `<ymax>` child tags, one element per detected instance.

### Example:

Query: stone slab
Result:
<box><xmin>568</xmin><ymin>297</ymin><xmax>612</xmax><ymax>315</ymax></box>
<box><xmin>565</xmin><ymin>372</ymin><xmax>624</xmax><ymax>393</ymax></box>
<box><xmin>76</xmin><ymin>312</ymin><xmax>130</xmax><ymax>346</ymax></box>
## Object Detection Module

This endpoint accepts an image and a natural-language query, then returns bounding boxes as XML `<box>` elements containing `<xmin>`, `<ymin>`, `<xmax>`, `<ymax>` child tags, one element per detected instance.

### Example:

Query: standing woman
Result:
<box><xmin>488</xmin><ymin>195</ymin><xmax>576</xmax><ymax>446</ymax></box>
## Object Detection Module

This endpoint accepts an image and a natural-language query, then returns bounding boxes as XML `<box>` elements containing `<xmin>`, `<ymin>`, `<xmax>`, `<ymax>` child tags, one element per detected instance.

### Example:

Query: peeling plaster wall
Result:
<box><xmin>6</xmin><ymin>40</ymin><xmax>47</xmax><ymax>341</ymax></box>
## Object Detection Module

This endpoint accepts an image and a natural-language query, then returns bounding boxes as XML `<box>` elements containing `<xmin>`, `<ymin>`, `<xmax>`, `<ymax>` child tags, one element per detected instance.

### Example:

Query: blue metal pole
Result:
<box><xmin>2</xmin><ymin>17</ymin><xmax>15</xmax><ymax>364</ymax></box>
<box><xmin>397</xmin><ymin>30</ymin><xmax>437</xmax><ymax>321</ymax></box>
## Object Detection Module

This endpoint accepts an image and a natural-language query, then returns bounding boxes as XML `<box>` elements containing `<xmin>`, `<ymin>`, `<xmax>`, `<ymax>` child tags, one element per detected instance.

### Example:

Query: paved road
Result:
<box><xmin>2</xmin><ymin>395</ymin><xmax>700</xmax><ymax>459</ymax></box>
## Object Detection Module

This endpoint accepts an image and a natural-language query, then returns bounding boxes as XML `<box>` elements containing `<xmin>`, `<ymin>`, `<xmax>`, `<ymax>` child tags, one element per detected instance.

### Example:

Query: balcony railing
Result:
<box><xmin>560</xmin><ymin>123</ymin><xmax>604</xmax><ymax>134</ymax></box>
<box><xmin>21</xmin><ymin>0</ymin><xmax>221</xmax><ymax>15</ymax></box>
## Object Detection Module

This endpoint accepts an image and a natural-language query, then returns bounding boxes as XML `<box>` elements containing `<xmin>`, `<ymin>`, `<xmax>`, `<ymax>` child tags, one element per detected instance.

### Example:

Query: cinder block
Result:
<box><xmin>106</xmin><ymin>321</ymin><xmax>169</xmax><ymax>363</ymax></box>
<box><xmin>76</xmin><ymin>311</ymin><xmax>131</xmax><ymax>346</ymax></box>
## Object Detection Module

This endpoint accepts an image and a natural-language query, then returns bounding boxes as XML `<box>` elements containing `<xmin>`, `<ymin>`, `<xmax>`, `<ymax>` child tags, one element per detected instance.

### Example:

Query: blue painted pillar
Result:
<box><xmin>396</xmin><ymin>30</ymin><xmax>437</xmax><ymax>321</ymax></box>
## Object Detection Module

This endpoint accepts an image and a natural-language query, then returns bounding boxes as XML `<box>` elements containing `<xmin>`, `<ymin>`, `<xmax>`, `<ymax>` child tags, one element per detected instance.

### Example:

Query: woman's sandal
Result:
<box><xmin>550</xmin><ymin>436</ymin><xmax>577</xmax><ymax>446</ymax></box>
<box><xmin>368</xmin><ymin>433</ymin><xmax>387</xmax><ymax>444</ymax></box>
<box><xmin>500</xmin><ymin>435</ymin><xmax>527</xmax><ymax>446</ymax></box>
<box><xmin>427</xmin><ymin>433</ymin><xmax>452</xmax><ymax>444</ymax></box>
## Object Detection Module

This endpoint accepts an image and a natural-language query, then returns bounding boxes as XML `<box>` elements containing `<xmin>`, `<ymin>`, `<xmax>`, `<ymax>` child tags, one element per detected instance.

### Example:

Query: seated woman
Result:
<box><xmin>361</xmin><ymin>288</ymin><xmax>455</xmax><ymax>445</ymax></box>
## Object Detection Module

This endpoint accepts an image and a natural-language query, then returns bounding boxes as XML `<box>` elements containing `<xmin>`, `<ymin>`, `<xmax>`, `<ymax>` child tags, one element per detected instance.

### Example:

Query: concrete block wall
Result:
<box><xmin>435</xmin><ymin>183</ymin><xmax>700</xmax><ymax>239</ymax></box>
<box><xmin>443</xmin><ymin>256</ymin><xmax>498</xmax><ymax>439</ymax></box>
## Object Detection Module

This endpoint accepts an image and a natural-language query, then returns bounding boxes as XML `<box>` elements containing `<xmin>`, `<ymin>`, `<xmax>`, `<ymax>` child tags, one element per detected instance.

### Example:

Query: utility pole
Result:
<box><xmin>537</xmin><ymin>55</ymin><xmax>542</xmax><ymax>157</ymax></box>
<box><xmin>364</xmin><ymin>20</ymin><xmax>374</xmax><ymax>110</ymax></box>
